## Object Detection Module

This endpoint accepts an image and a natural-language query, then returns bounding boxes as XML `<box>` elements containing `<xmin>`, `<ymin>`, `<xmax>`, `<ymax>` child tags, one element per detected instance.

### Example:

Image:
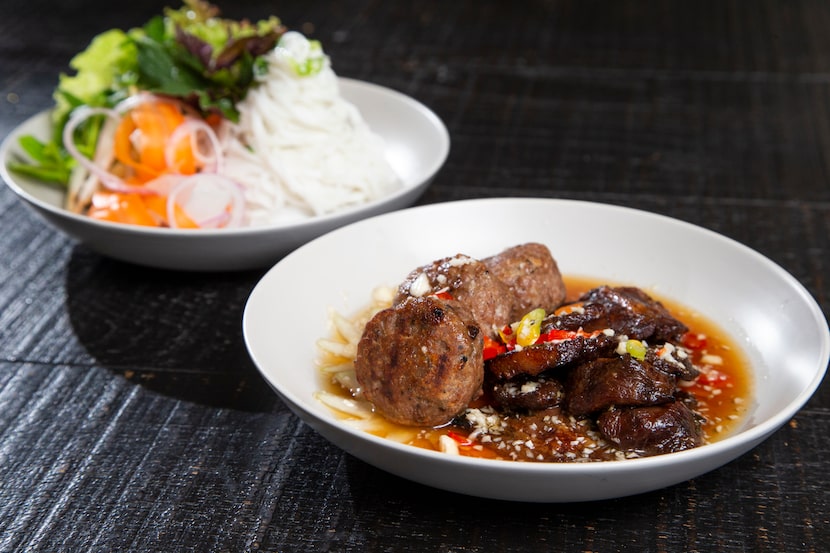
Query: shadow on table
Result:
<box><xmin>279</xmin><ymin>452</ymin><xmax>738</xmax><ymax>550</ymax></box>
<box><xmin>64</xmin><ymin>246</ymin><xmax>284</xmax><ymax>413</ymax></box>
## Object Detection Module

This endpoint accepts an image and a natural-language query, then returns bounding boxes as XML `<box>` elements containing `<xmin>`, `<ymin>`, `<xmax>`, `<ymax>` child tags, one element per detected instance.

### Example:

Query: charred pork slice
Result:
<box><xmin>354</xmin><ymin>296</ymin><xmax>484</xmax><ymax>427</ymax></box>
<box><xmin>394</xmin><ymin>253</ymin><xmax>513</xmax><ymax>338</ymax></box>
<box><xmin>482</xmin><ymin>243</ymin><xmax>566</xmax><ymax>320</ymax></box>
<box><xmin>542</xmin><ymin>302</ymin><xmax>606</xmax><ymax>332</ymax></box>
<box><xmin>486</xmin><ymin>333</ymin><xmax>617</xmax><ymax>381</ymax></box>
<box><xmin>597</xmin><ymin>401</ymin><xmax>704</xmax><ymax>455</ymax></box>
<box><xmin>645</xmin><ymin>343</ymin><xmax>699</xmax><ymax>381</ymax></box>
<box><xmin>571</xmin><ymin>286</ymin><xmax>689</xmax><ymax>342</ymax></box>
<box><xmin>489</xmin><ymin>375</ymin><xmax>564</xmax><ymax>412</ymax></box>
<box><xmin>563</xmin><ymin>355</ymin><xmax>677</xmax><ymax>418</ymax></box>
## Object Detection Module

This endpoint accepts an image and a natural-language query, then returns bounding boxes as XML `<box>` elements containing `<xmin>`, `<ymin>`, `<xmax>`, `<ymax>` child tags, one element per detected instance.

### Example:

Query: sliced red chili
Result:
<box><xmin>538</xmin><ymin>328</ymin><xmax>577</xmax><ymax>343</ymax></box>
<box><xmin>446</xmin><ymin>430</ymin><xmax>474</xmax><ymax>446</ymax></box>
<box><xmin>483</xmin><ymin>335</ymin><xmax>507</xmax><ymax>360</ymax></box>
<box><xmin>682</xmin><ymin>332</ymin><xmax>708</xmax><ymax>350</ymax></box>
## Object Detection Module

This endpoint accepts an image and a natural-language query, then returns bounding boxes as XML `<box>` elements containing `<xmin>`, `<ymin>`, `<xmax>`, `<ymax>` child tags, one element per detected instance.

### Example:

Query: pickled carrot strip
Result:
<box><xmin>112</xmin><ymin>101</ymin><xmax>197</xmax><ymax>183</ymax></box>
<box><xmin>87</xmin><ymin>191</ymin><xmax>161</xmax><ymax>227</ymax></box>
<box><xmin>66</xmin><ymin>94</ymin><xmax>243</xmax><ymax>229</ymax></box>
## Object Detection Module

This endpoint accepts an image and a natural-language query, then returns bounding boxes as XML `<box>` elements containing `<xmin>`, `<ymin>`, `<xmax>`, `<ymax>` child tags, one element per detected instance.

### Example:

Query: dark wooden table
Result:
<box><xmin>2</xmin><ymin>0</ymin><xmax>829</xmax><ymax>551</ymax></box>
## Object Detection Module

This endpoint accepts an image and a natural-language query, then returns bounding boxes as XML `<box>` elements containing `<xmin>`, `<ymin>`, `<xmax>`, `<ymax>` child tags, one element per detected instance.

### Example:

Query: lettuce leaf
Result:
<box><xmin>131</xmin><ymin>0</ymin><xmax>284</xmax><ymax>121</ymax></box>
<box><xmin>11</xmin><ymin>1</ymin><xmax>286</xmax><ymax>187</ymax></box>
<box><xmin>53</xmin><ymin>29</ymin><xmax>138</xmax><ymax>127</ymax></box>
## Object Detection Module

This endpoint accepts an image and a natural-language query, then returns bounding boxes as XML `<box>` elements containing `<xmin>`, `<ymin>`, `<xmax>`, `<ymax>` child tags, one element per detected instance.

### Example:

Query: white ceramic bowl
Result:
<box><xmin>0</xmin><ymin>78</ymin><xmax>449</xmax><ymax>271</ymax></box>
<box><xmin>243</xmin><ymin>198</ymin><xmax>830</xmax><ymax>502</ymax></box>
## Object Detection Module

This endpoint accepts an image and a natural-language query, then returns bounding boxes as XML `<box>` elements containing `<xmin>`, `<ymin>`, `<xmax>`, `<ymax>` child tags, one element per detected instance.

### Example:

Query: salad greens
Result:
<box><xmin>53</xmin><ymin>29</ymin><xmax>138</xmax><ymax>129</ymax></box>
<box><xmin>8</xmin><ymin>0</ymin><xmax>285</xmax><ymax>186</ymax></box>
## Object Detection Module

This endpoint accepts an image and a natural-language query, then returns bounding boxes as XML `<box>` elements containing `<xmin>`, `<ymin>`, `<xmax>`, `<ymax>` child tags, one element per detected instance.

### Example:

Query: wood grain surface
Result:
<box><xmin>1</xmin><ymin>0</ymin><xmax>828</xmax><ymax>551</ymax></box>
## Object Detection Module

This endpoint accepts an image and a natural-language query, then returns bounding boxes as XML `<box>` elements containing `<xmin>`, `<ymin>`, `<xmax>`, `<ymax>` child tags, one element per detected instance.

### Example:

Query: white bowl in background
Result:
<box><xmin>0</xmin><ymin>78</ymin><xmax>449</xmax><ymax>271</ymax></box>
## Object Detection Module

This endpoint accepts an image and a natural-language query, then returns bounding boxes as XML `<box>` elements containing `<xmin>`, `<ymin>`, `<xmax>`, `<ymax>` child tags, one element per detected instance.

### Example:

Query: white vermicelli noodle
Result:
<box><xmin>220</xmin><ymin>33</ymin><xmax>402</xmax><ymax>226</ymax></box>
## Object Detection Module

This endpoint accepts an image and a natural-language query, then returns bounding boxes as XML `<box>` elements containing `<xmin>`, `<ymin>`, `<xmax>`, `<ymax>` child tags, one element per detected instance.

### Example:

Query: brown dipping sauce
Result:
<box><xmin>318</xmin><ymin>276</ymin><xmax>753</xmax><ymax>463</ymax></box>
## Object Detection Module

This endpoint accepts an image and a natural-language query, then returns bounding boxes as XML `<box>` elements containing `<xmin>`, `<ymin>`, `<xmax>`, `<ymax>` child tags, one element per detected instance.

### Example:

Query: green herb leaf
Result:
<box><xmin>9</xmin><ymin>1</ymin><xmax>291</xmax><ymax>185</ymax></box>
<box><xmin>8</xmin><ymin>136</ymin><xmax>75</xmax><ymax>186</ymax></box>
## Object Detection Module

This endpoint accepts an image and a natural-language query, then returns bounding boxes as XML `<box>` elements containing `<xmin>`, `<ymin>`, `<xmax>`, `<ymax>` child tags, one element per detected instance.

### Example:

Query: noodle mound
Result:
<box><xmin>220</xmin><ymin>32</ymin><xmax>402</xmax><ymax>226</ymax></box>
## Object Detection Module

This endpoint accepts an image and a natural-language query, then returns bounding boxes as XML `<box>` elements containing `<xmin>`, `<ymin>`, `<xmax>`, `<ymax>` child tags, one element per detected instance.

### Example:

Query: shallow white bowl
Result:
<box><xmin>0</xmin><ymin>78</ymin><xmax>449</xmax><ymax>271</ymax></box>
<box><xmin>243</xmin><ymin>198</ymin><xmax>829</xmax><ymax>502</ymax></box>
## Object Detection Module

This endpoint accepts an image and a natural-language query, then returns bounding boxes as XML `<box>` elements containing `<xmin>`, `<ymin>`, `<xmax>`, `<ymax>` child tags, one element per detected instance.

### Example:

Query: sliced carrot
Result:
<box><xmin>113</xmin><ymin>116</ymin><xmax>152</xmax><ymax>180</ymax></box>
<box><xmin>111</xmin><ymin>100</ymin><xmax>198</xmax><ymax>183</ymax></box>
<box><xmin>141</xmin><ymin>195</ymin><xmax>171</xmax><ymax>226</ymax></box>
<box><xmin>87</xmin><ymin>191</ymin><xmax>160</xmax><ymax>227</ymax></box>
<box><xmin>130</xmin><ymin>102</ymin><xmax>181</xmax><ymax>171</ymax></box>
<box><xmin>89</xmin><ymin>192</ymin><xmax>205</xmax><ymax>229</ymax></box>
<box><xmin>170</xmin><ymin>202</ymin><xmax>200</xmax><ymax>229</ymax></box>
<box><xmin>169</xmin><ymin>134</ymin><xmax>197</xmax><ymax>175</ymax></box>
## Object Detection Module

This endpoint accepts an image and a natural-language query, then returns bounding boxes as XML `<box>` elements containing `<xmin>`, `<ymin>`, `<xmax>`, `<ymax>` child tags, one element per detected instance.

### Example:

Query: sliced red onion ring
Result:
<box><xmin>143</xmin><ymin>173</ymin><xmax>186</xmax><ymax>196</ymax></box>
<box><xmin>63</xmin><ymin>106</ymin><xmax>156</xmax><ymax>195</ymax></box>
<box><xmin>166</xmin><ymin>174</ymin><xmax>246</xmax><ymax>229</ymax></box>
<box><xmin>165</xmin><ymin>119</ymin><xmax>225</xmax><ymax>174</ymax></box>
